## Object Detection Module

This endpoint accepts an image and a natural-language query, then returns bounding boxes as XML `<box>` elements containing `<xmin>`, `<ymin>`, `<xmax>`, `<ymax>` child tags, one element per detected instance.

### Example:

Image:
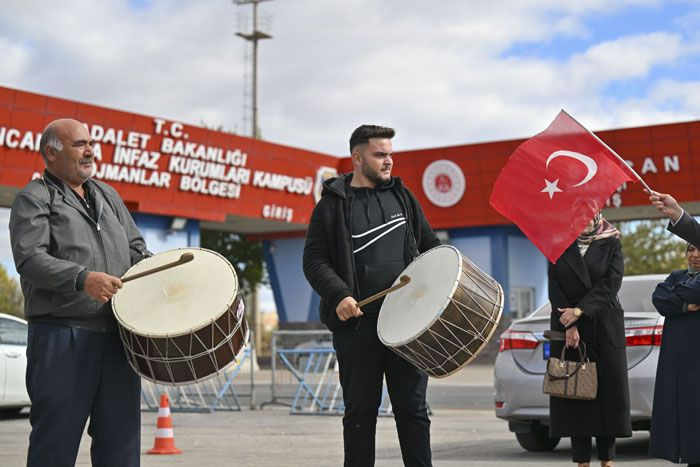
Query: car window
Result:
<box><xmin>528</xmin><ymin>275</ymin><xmax>663</xmax><ymax>318</ymax></box>
<box><xmin>0</xmin><ymin>318</ymin><xmax>28</xmax><ymax>346</ymax></box>
<box><xmin>617</xmin><ymin>279</ymin><xmax>661</xmax><ymax>313</ymax></box>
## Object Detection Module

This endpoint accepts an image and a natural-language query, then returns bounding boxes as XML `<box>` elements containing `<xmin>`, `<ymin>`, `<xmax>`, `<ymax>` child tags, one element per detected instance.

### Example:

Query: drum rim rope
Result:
<box><xmin>120</xmin><ymin>314</ymin><xmax>250</xmax><ymax>386</ymax></box>
<box><xmin>397</xmin><ymin>279</ymin><xmax>504</xmax><ymax>377</ymax></box>
<box><xmin>113</xmin><ymin>247</ymin><xmax>239</xmax><ymax>339</ymax></box>
<box><xmin>121</xmin><ymin>317</ymin><xmax>246</xmax><ymax>362</ymax></box>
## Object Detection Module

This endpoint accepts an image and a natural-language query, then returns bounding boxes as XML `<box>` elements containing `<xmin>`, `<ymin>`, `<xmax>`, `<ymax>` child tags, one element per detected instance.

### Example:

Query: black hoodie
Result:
<box><xmin>350</xmin><ymin>179</ymin><xmax>407</xmax><ymax>314</ymax></box>
<box><xmin>303</xmin><ymin>173</ymin><xmax>441</xmax><ymax>330</ymax></box>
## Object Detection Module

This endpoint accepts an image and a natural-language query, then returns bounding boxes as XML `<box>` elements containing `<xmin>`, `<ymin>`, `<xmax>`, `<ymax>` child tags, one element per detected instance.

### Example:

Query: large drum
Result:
<box><xmin>112</xmin><ymin>248</ymin><xmax>248</xmax><ymax>385</ymax></box>
<box><xmin>377</xmin><ymin>245</ymin><xmax>503</xmax><ymax>378</ymax></box>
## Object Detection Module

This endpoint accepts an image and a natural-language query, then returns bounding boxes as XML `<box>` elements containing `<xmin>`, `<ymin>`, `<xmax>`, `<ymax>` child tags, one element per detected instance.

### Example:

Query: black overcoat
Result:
<box><xmin>649</xmin><ymin>269</ymin><xmax>700</xmax><ymax>463</ymax></box>
<box><xmin>548</xmin><ymin>237</ymin><xmax>632</xmax><ymax>438</ymax></box>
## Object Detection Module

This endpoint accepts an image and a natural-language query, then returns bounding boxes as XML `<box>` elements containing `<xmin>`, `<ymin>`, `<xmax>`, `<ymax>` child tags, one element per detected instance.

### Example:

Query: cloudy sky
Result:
<box><xmin>1</xmin><ymin>0</ymin><xmax>699</xmax><ymax>306</ymax></box>
<box><xmin>1</xmin><ymin>0</ymin><xmax>699</xmax><ymax>156</ymax></box>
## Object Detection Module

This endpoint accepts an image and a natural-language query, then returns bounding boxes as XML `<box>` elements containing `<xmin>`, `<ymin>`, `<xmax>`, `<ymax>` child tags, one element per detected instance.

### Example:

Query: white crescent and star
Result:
<box><xmin>541</xmin><ymin>150</ymin><xmax>598</xmax><ymax>199</ymax></box>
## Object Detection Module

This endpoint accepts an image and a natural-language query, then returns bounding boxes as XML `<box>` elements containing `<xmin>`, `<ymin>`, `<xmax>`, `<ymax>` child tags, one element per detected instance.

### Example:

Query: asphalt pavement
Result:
<box><xmin>0</xmin><ymin>364</ymin><xmax>662</xmax><ymax>466</ymax></box>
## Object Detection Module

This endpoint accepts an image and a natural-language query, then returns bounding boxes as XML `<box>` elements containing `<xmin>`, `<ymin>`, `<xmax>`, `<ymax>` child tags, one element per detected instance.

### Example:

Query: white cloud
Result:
<box><xmin>567</xmin><ymin>33</ymin><xmax>682</xmax><ymax>85</ymax></box>
<box><xmin>0</xmin><ymin>0</ymin><xmax>697</xmax><ymax>155</ymax></box>
<box><xmin>0</xmin><ymin>38</ymin><xmax>31</xmax><ymax>84</ymax></box>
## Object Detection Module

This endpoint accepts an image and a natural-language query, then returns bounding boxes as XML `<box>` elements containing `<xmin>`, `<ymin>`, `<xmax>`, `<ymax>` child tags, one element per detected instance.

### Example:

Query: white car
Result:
<box><xmin>0</xmin><ymin>313</ymin><xmax>30</xmax><ymax>413</ymax></box>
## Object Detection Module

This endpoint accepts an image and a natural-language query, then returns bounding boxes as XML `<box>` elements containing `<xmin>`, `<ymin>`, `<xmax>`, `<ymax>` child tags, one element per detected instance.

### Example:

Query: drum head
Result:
<box><xmin>378</xmin><ymin>245</ymin><xmax>461</xmax><ymax>346</ymax></box>
<box><xmin>112</xmin><ymin>248</ymin><xmax>238</xmax><ymax>338</ymax></box>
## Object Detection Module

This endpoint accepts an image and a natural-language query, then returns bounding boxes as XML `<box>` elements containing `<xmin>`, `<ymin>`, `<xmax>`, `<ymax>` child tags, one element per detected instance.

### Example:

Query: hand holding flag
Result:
<box><xmin>648</xmin><ymin>190</ymin><xmax>684</xmax><ymax>222</ymax></box>
<box><xmin>489</xmin><ymin>110</ymin><xmax>641</xmax><ymax>263</ymax></box>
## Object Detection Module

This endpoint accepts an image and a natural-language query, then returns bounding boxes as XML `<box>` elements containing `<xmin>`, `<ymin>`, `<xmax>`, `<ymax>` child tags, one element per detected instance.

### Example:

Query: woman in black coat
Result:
<box><xmin>649</xmin><ymin>243</ymin><xmax>700</xmax><ymax>466</ymax></box>
<box><xmin>548</xmin><ymin>213</ymin><xmax>631</xmax><ymax>467</ymax></box>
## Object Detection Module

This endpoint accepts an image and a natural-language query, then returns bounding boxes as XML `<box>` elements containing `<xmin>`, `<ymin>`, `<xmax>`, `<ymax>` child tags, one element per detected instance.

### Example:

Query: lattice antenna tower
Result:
<box><xmin>234</xmin><ymin>0</ymin><xmax>273</xmax><ymax>140</ymax></box>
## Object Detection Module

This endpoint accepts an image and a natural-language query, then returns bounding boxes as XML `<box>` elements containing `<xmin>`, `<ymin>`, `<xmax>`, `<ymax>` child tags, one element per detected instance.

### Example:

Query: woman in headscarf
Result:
<box><xmin>548</xmin><ymin>210</ymin><xmax>632</xmax><ymax>467</ymax></box>
<box><xmin>650</xmin><ymin>242</ymin><xmax>700</xmax><ymax>466</ymax></box>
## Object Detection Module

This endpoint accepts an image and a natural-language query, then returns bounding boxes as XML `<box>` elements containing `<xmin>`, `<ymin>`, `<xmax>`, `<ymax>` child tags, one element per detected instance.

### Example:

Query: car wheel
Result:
<box><xmin>515</xmin><ymin>423</ymin><xmax>560</xmax><ymax>451</ymax></box>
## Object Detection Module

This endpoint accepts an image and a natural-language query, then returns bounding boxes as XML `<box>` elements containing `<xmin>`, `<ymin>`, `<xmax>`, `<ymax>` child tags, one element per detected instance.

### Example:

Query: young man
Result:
<box><xmin>9</xmin><ymin>118</ymin><xmax>150</xmax><ymax>466</ymax></box>
<box><xmin>303</xmin><ymin>124</ymin><xmax>440</xmax><ymax>466</ymax></box>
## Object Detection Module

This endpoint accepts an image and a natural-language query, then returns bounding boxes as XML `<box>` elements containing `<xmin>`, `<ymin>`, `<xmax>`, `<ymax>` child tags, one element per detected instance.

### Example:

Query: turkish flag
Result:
<box><xmin>489</xmin><ymin>110</ymin><xmax>636</xmax><ymax>263</ymax></box>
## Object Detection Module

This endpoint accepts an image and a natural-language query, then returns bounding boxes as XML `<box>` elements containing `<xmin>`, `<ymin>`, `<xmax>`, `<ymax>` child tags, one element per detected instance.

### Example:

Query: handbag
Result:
<box><xmin>542</xmin><ymin>340</ymin><xmax>597</xmax><ymax>400</ymax></box>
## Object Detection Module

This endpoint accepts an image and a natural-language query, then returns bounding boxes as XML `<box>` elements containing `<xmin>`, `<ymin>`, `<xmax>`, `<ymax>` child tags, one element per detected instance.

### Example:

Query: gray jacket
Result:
<box><xmin>9</xmin><ymin>173</ymin><xmax>150</xmax><ymax>331</ymax></box>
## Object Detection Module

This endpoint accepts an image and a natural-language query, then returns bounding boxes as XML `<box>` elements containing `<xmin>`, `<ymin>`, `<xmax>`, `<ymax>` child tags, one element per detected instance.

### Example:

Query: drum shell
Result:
<box><xmin>119</xmin><ymin>295</ymin><xmax>248</xmax><ymax>384</ymax></box>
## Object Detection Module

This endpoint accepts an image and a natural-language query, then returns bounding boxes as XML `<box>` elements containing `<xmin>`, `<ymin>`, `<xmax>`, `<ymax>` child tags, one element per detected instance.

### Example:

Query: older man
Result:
<box><xmin>9</xmin><ymin>118</ymin><xmax>150</xmax><ymax>466</ymax></box>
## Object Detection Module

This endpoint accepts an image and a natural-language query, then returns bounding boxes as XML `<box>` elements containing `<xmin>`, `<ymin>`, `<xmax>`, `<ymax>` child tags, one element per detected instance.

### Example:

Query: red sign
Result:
<box><xmin>2</xmin><ymin>86</ymin><xmax>699</xmax><ymax>234</ymax></box>
<box><xmin>0</xmin><ymin>86</ymin><xmax>339</xmax><ymax>227</ymax></box>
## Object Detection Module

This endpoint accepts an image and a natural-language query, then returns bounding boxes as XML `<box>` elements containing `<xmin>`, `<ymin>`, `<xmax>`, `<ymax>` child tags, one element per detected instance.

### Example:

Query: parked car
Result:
<box><xmin>0</xmin><ymin>313</ymin><xmax>30</xmax><ymax>413</ymax></box>
<box><xmin>494</xmin><ymin>274</ymin><xmax>665</xmax><ymax>451</ymax></box>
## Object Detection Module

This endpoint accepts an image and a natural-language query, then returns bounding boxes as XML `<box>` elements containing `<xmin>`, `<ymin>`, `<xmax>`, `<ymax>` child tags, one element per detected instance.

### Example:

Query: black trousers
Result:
<box><xmin>26</xmin><ymin>323</ymin><xmax>141</xmax><ymax>467</ymax></box>
<box><xmin>333</xmin><ymin>315</ymin><xmax>431</xmax><ymax>467</ymax></box>
<box><xmin>571</xmin><ymin>435</ymin><xmax>615</xmax><ymax>463</ymax></box>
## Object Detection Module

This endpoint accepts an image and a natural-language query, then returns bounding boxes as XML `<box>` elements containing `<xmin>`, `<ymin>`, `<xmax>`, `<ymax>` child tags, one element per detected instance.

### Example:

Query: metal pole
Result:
<box><xmin>251</xmin><ymin>0</ymin><xmax>259</xmax><ymax>138</ymax></box>
<box><xmin>270</xmin><ymin>330</ymin><xmax>277</xmax><ymax>402</ymax></box>
<box><xmin>249</xmin><ymin>329</ymin><xmax>257</xmax><ymax>409</ymax></box>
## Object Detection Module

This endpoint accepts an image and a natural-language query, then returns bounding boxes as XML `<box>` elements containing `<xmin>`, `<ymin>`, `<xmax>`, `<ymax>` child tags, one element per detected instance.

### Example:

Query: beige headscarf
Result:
<box><xmin>577</xmin><ymin>211</ymin><xmax>620</xmax><ymax>246</ymax></box>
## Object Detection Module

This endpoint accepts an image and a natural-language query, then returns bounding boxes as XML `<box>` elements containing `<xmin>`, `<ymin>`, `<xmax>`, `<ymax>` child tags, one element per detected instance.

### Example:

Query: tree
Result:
<box><xmin>199</xmin><ymin>230</ymin><xmax>268</xmax><ymax>298</ymax></box>
<box><xmin>615</xmin><ymin>219</ymin><xmax>687</xmax><ymax>275</ymax></box>
<box><xmin>0</xmin><ymin>265</ymin><xmax>24</xmax><ymax>319</ymax></box>
<box><xmin>200</xmin><ymin>230</ymin><xmax>272</xmax><ymax>359</ymax></box>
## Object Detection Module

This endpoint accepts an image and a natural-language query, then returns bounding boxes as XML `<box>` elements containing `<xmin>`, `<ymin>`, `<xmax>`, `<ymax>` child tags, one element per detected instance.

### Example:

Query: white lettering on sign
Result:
<box><xmin>641</xmin><ymin>158</ymin><xmax>658</xmax><ymax>174</ymax></box>
<box><xmin>88</xmin><ymin>125</ymin><xmax>151</xmax><ymax>149</ymax></box>
<box><xmin>161</xmin><ymin>137</ymin><xmax>224</xmax><ymax>159</ymax></box>
<box><xmin>160</xmin><ymin>138</ymin><xmax>248</xmax><ymax>165</ymax></box>
<box><xmin>94</xmin><ymin>164</ymin><xmax>171</xmax><ymax>188</ymax></box>
<box><xmin>606</xmin><ymin>155</ymin><xmax>681</xmax><ymax>209</ymax></box>
<box><xmin>179</xmin><ymin>176</ymin><xmax>241</xmax><ymax>198</ymax></box>
<box><xmin>252</xmin><ymin>171</ymin><xmax>313</xmax><ymax>195</ymax></box>
<box><xmin>664</xmin><ymin>155</ymin><xmax>680</xmax><ymax>172</ymax></box>
<box><xmin>170</xmin><ymin>122</ymin><xmax>184</xmax><ymax>138</ymax></box>
<box><xmin>5</xmin><ymin>117</ymin><xmax>319</xmax><ymax>208</ymax></box>
<box><xmin>0</xmin><ymin>128</ymin><xmax>40</xmax><ymax>151</ymax></box>
<box><xmin>262</xmin><ymin>204</ymin><xmax>294</xmax><ymax>222</ymax></box>
<box><xmin>92</xmin><ymin>143</ymin><xmax>102</xmax><ymax>160</ymax></box>
<box><xmin>113</xmin><ymin>146</ymin><xmax>160</xmax><ymax>169</ymax></box>
<box><xmin>168</xmin><ymin>156</ymin><xmax>250</xmax><ymax>184</ymax></box>
<box><xmin>624</xmin><ymin>155</ymin><xmax>681</xmax><ymax>175</ymax></box>
<box><xmin>225</xmin><ymin>149</ymin><xmax>247</xmax><ymax>166</ymax></box>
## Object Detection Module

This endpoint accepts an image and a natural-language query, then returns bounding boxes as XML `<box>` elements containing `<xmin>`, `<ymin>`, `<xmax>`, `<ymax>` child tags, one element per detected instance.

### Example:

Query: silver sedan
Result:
<box><xmin>494</xmin><ymin>274</ymin><xmax>665</xmax><ymax>451</ymax></box>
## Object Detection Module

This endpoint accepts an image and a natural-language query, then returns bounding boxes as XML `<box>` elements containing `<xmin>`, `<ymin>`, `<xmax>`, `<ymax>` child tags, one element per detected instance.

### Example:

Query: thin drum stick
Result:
<box><xmin>122</xmin><ymin>252</ymin><xmax>194</xmax><ymax>283</ymax></box>
<box><xmin>356</xmin><ymin>275</ymin><xmax>411</xmax><ymax>308</ymax></box>
<box><xmin>562</xmin><ymin>109</ymin><xmax>653</xmax><ymax>193</ymax></box>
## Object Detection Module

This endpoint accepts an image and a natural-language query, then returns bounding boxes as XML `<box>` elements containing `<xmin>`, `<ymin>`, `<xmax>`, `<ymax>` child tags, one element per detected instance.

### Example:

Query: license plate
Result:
<box><xmin>543</xmin><ymin>341</ymin><xmax>551</xmax><ymax>360</ymax></box>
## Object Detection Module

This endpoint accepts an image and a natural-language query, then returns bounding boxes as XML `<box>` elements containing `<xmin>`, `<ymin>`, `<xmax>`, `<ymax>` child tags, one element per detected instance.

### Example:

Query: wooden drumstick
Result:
<box><xmin>122</xmin><ymin>252</ymin><xmax>195</xmax><ymax>283</ymax></box>
<box><xmin>356</xmin><ymin>275</ymin><xmax>411</xmax><ymax>308</ymax></box>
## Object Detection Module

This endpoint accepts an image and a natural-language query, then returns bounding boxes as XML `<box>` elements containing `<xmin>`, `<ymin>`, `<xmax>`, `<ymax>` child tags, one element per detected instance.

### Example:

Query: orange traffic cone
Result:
<box><xmin>147</xmin><ymin>393</ymin><xmax>182</xmax><ymax>455</ymax></box>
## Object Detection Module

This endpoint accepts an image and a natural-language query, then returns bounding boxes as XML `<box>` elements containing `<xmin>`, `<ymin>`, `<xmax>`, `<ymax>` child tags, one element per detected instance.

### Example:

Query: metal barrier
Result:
<box><xmin>261</xmin><ymin>330</ymin><xmax>334</xmax><ymax>409</ymax></box>
<box><xmin>277</xmin><ymin>347</ymin><xmax>338</xmax><ymax>414</ymax></box>
<box><xmin>141</xmin><ymin>346</ymin><xmax>255</xmax><ymax>413</ymax></box>
<box><xmin>262</xmin><ymin>330</ymin><xmax>392</xmax><ymax>415</ymax></box>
